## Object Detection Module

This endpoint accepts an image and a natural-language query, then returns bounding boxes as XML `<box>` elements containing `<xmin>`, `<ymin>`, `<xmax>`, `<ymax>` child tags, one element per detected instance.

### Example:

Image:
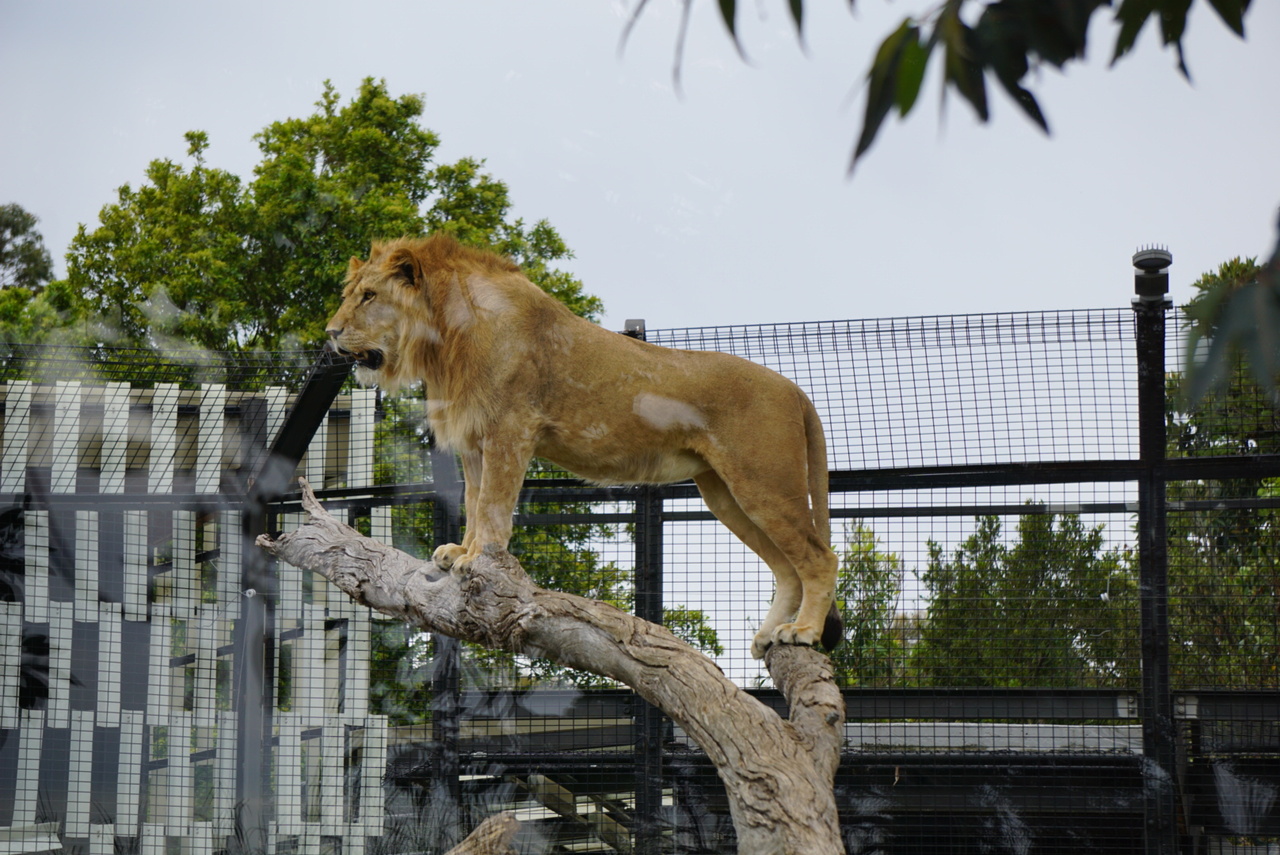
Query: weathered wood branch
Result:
<box><xmin>442</xmin><ymin>811</ymin><xmax>518</xmax><ymax>855</ymax></box>
<box><xmin>257</xmin><ymin>478</ymin><xmax>845</xmax><ymax>855</ymax></box>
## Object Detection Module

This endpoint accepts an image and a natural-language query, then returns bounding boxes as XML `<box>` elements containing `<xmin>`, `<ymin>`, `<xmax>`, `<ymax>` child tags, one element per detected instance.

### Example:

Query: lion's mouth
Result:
<box><xmin>331</xmin><ymin>345</ymin><xmax>384</xmax><ymax>371</ymax></box>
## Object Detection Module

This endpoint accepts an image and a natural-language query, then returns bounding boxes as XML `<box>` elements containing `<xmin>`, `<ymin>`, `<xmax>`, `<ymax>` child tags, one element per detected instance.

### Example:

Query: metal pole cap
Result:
<box><xmin>1133</xmin><ymin>245</ymin><xmax>1172</xmax><ymax>300</ymax></box>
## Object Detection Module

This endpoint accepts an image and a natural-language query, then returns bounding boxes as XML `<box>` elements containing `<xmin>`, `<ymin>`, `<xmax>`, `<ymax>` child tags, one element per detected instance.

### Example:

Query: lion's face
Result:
<box><xmin>325</xmin><ymin>251</ymin><xmax>415</xmax><ymax>387</ymax></box>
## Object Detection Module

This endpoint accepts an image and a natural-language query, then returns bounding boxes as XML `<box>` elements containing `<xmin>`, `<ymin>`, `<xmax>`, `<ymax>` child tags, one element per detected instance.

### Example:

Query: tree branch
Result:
<box><xmin>442</xmin><ymin>811</ymin><xmax>519</xmax><ymax>855</ymax></box>
<box><xmin>258</xmin><ymin>477</ymin><xmax>844</xmax><ymax>854</ymax></box>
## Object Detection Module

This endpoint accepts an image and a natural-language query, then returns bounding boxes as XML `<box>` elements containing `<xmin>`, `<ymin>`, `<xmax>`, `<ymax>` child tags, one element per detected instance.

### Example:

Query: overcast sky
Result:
<box><xmin>3</xmin><ymin>0</ymin><xmax>1278</xmax><ymax>333</ymax></box>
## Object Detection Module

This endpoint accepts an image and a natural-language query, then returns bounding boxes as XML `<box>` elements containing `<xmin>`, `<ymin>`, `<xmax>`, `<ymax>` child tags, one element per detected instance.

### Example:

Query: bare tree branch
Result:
<box><xmin>443</xmin><ymin>811</ymin><xmax>519</xmax><ymax>855</ymax></box>
<box><xmin>257</xmin><ymin>477</ymin><xmax>845</xmax><ymax>854</ymax></box>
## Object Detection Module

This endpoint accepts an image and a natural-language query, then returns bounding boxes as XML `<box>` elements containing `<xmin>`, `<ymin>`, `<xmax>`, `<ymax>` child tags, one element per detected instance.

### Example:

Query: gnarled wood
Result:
<box><xmin>257</xmin><ymin>478</ymin><xmax>845</xmax><ymax>855</ymax></box>
<box><xmin>442</xmin><ymin>811</ymin><xmax>519</xmax><ymax>855</ymax></box>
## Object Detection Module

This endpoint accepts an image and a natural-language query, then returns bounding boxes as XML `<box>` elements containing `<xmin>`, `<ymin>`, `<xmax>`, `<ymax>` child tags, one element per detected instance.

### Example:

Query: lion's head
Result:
<box><xmin>326</xmin><ymin>235</ymin><xmax>527</xmax><ymax>391</ymax></box>
<box><xmin>325</xmin><ymin>240</ymin><xmax>426</xmax><ymax>389</ymax></box>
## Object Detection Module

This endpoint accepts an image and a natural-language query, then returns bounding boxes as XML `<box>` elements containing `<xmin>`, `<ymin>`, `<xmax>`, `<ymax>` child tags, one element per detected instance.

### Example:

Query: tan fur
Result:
<box><xmin>326</xmin><ymin>234</ymin><xmax>841</xmax><ymax>658</ymax></box>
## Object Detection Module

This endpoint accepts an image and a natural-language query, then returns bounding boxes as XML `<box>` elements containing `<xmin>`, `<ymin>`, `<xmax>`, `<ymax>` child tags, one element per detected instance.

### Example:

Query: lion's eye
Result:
<box><xmin>361</xmin><ymin>290</ymin><xmax>375</xmax><ymax>304</ymax></box>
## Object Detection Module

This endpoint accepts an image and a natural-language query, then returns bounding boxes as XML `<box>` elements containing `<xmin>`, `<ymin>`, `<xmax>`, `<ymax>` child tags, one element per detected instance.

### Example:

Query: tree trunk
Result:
<box><xmin>256</xmin><ymin>478</ymin><xmax>845</xmax><ymax>855</ymax></box>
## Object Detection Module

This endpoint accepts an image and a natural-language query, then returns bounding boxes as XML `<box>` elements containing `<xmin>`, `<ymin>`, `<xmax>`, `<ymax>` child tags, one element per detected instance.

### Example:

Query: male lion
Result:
<box><xmin>326</xmin><ymin>234</ymin><xmax>842</xmax><ymax>658</ymax></box>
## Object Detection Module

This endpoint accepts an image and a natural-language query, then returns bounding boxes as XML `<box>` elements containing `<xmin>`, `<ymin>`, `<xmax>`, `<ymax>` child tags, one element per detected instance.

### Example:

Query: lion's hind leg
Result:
<box><xmin>694</xmin><ymin>472</ymin><xmax>807</xmax><ymax>659</ymax></box>
<box><xmin>696</xmin><ymin>463</ymin><xmax>839</xmax><ymax>658</ymax></box>
<box><xmin>759</xmin><ymin>533</ymin><xmax>837</xmax><ymax>656</ymax></box>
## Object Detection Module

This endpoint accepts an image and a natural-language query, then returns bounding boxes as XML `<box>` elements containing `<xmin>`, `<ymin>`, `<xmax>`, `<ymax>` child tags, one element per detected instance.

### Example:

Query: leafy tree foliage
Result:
<box><xmin>633</xmin><ymin>0</ymin><xmax>1253</xmax><ymax>171</ymax></box>
<box><xmin>828</xmin><ymin>522</ymin><xmax>908</xmax><ymax>687</ymax></box>
<box><xmin>64</xmin><ymin>132</ymin><xmax>252</xmax><ymax>350</ymax></box>
<box><xmin>1166</xmin><ymin>257</ymin><xmax>1280</xmax><ymax>688</ymax></box>
<box><xmin>0</xmin><ymin>204</ymin><xmax>69</xmax><ymax>343</ymax></box>
<box><xmin>1180</xmin><ymin>252</ymin><xmax>1280</xmax><ymax>403</ymax></box>
<box><xmin>1164</xmin><ymin>478</ymin><xmax>1280</xmax><ymax>689</ymax></box>
<box><xmin>58</xmin><ymin>78</ymin><xmax>598</xmax><ymax>351</ymax></box>
<box><xmin>0</xmin><ymin>204</ymin><xmax>54</xmax><ymax>291</ymax></box>
<box><xmin>1182</xmin><ymin>217</ymin><xmax>1280</xmax><ymax>409</ymax></box>
<box><xmin>846</xmin><ymin>0</ymin><xmax>1251</xmax><ymax>169</ymax></box>
<box><xmin>911</xmin><ymin>513</ymin><xmax>1139</xmax><ymax>687</ymax></box>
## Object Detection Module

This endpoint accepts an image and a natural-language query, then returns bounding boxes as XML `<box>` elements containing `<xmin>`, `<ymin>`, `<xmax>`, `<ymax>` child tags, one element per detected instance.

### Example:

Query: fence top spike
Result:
<box><xmin>1133</xmin><ymin>246</ymin><xmax>1173</xmax><ymax>271</ymax></box>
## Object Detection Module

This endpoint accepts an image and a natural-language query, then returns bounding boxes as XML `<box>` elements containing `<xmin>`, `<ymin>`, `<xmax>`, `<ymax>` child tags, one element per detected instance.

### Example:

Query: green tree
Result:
<box><xmin>1165</xmin><ymin>257</ymin><xmax>1280</xmax><ymax>688</ymax></box>
<box><xmin>0</xmin><ymin>204</ymin><xmax>54</xmax><ymax>291</ymax></box>
<box><xmin>1163</xmin><ymin>477</ymin><xmax>1280</xmax><ymax>689</ymax></box>
<box><xmin>828</xmin><ymin>522</ymin><xmax>906</xmax><ymax>688</ymax></box>
<box><xmin>65</xmin><ymin>132</ymin><xmax>251</xmax><ymax>350</ymax></box>
<box><xmin>911</xmin><ymin>513</ymin><xmax>1139</xmax><ymax>687</ymax></box>
<box><xmin>0</xmin><ymin>204</ymin><xmax>77</xmax><ymax>344</ymax></box>
<box><xmin>1178</xmin><ymin>256</ymin><xmax>1280</xmax><ymax>413</ymax></box>
<box><xmin>63</xmin><ymin>78</ymin><xmax>598</xmax><ymax>352</ymax></box>
<box><xmin>1182</xmin><ymin>221</ymin><xmax>1280</xmax><ymax>407</ymax></box>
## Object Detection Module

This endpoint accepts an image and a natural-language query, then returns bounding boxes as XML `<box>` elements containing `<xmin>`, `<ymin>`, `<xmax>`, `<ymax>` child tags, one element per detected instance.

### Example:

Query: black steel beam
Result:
<box><xmin>633</xmin><ymin>485</ymin><xmax>666</xmax><ymax>855</ymax></box>
<box><xmin>233</xmin><ymin>348</ymin><xmax>354</xmax><ymax>855</ymax></box>
<box><xmin>1133</xmin><ymin>270</ymin><xmax>1178</xmax><ymax>855</ymax></box>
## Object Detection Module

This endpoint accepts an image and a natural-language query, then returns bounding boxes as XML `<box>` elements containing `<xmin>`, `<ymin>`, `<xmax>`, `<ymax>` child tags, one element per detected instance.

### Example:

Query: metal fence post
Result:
<box><xmin>428</xmin><ymin>441</ymin><xmax>465</xmax><ymax>845</ymax></box>
<box><xmin>235</xmin><ymin>349</ymin><xmax>354</xmax><ymax>854</ymax></box>
<box><xmin>1132</xmin><ymin>247</ymin><xmax>1178</xmax><ymax>855</ymax></box>
<box><xmin>634</xmin><ymin>483</ymin><xmax>666</xmax><ymax>855</ymax></box>
<box><xmin>626</xmin><ymin>318</ymin><xmax>667</xmax><ymax>855</ymax></box>
<box><xmin>234</xmin><ymin>500</ymin><xmax>275</xmax><ymax>854</ymax></box>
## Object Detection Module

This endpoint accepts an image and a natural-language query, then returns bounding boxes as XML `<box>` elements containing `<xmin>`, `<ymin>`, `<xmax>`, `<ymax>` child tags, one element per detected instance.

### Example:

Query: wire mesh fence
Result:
<box><xmin>650</xmin><ymin>310</ymin><xmax>1140</xmax><ymax>468</ymax></box>
<box><xmin>2</xmin><ymin>299</ymin><xmax>1279</xmax><ymax>853</ymax></box>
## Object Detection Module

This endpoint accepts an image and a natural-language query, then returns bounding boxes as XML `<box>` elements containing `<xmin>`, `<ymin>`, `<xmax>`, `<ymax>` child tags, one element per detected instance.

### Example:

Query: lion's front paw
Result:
<box><xmin>432</xmin><ymin>543</ymin><xmax>470</xmax><ymax>570</ymax></box>
<box><xmin>750</xmin><ymin>632</ymin><xmax>774</xmax><ymax>660</ymax></box>
<box><xmin>769</xmin><ymin>622</ymin><xmax>820</xmax><ymax>651</ymax></box>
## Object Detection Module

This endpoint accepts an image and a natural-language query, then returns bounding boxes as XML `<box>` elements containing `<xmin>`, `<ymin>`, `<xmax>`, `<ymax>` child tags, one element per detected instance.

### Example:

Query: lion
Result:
<box><xmin>326</xmin><ymin>234</ymin><xmax>842</xmax><ymax>658</ymax></box>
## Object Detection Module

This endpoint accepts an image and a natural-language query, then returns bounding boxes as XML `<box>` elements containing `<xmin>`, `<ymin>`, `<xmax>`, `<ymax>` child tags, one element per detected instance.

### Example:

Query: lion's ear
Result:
<box><xmin>347</xmin><ymin>256</ymin><xmax>365</xmax><ymax>277</ymax></box>
<box><xmin>386</xmin><ymin>247</ymin><xmax>422</xmax><ymax>288</ymax></box>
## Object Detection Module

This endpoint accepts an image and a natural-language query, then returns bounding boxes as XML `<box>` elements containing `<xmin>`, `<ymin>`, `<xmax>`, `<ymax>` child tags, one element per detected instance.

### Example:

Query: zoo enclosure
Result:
<box><xmin>1</xmin><ymin>250</ymin><xmax>1278</xmax><ymax>854</ymax></box>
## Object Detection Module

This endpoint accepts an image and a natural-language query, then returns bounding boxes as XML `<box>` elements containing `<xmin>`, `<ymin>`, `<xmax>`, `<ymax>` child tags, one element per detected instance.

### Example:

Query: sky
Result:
<box><xmin>2</xmin><ymin>0</ymin><xmax>1278</xmax><ymax>335</ymax></box>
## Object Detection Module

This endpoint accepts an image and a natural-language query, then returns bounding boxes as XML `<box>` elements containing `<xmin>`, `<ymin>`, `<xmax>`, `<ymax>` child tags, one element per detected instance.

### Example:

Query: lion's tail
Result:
<box><xmin>802</xmin><ymin>393</ymin><xmax>831</xmax><ymax>546</ymax></box>
<box><xmin>804</xmin><ymin>393</ymin><xmax>845</xmax><ymax>651</ymax></box>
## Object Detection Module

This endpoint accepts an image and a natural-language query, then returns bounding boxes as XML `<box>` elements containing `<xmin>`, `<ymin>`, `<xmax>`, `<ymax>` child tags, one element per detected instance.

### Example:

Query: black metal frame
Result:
<box><xmin>6</xmin><ymin>276</ymin><xmax>1279</xmax><ymax>852</ymax></box>
<box><xmin>224</xmin><ymin>252</ymin><xmax>1280</xmax><ymax>853</ymax></box>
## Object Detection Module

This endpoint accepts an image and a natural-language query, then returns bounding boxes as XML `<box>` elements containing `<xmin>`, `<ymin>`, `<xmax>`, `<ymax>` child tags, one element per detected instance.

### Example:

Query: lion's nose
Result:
<box><xmin>326</xmin><ymin>327</ymin><xmax>342</xmax><ymax>339</ymax></box>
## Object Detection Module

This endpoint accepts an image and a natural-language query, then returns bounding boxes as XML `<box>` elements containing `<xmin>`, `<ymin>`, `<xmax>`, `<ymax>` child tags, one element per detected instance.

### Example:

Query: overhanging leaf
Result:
<box><xmin>1185</xmin><ymin>279</ymin><xmax>1280</xmax><ymax>406</ymax></box>
<box><xmin>718</xmin><ymin>0</ymin><xmax>738</xmax><ymax>40</ymax></box>
<box><xmin>1245</xmin><ymin>279</ymin><xmax>1280</xmax><ymax>392</ymax></box>
<box><xmin>1206</xmin><ymin>0</ymin><xmax>1250</xmax><ymax>36</ymax></box>
<box><xmin>973</xmin><ymin>1</ymin><xmax>1050</xmax><ymax>132</ymax></box>
<box><xmin>851</xmin><ymin>19</ymin><xmax>916</xmax><ymax>168</ymax></box>
<box><xmin>1000</xmin><ymin>80</ymin><xmax>1049</xmax><ymax>132</ymax></box>
<box><xmin>1158</xmin><ymin>0</ymin><xmax>1194</xmax><ymax>77</ymax></box>
<box><xmin>896</xmin><ymin>34</ymin><xmax>932</xmax><ymax>116</ymax></box>
<box><xmin>787</xmin><ymin>0</ymin><xmax>804</xmax><ymax>37</ymax></box>
<box><xmin>714</xmin><ymin>0</ymin><xmax>748</xmax><ymax>62</ymax></box>
<box><xmin>941</xmin><ymin>9</ymin><xmax>989</xmax><ymax>122</ymax></box>
<box><xmin>1184</xmin><ymin>289</ymin><xmax>1248</xmax><ymax>405</ymax></box>
<box><xmin>1032</xmin><ymin>0</ymin><xmax>1107</xmax><ymax>67</ymax></box>
<box><xmin>1111</xmin><ymin>0</ymin><xmax>1157</xmax><ymax>66</ymax></box>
